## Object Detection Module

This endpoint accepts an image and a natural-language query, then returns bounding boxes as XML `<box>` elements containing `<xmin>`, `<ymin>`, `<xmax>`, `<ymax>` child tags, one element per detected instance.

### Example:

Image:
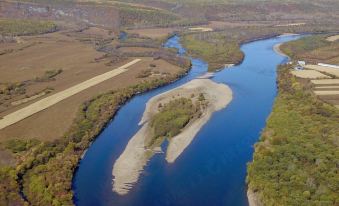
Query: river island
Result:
<box><xmin>112</xmin><ymin>78</ymin><xmax>232</xmax><ymax>195</ymax></box>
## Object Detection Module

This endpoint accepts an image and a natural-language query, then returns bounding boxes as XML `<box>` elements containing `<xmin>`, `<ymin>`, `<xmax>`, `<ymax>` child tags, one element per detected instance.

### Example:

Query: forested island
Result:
<box><xmin>113</xmin><ymin>78</ymin><xmax>232</xmax><ymax>195</ymax></box>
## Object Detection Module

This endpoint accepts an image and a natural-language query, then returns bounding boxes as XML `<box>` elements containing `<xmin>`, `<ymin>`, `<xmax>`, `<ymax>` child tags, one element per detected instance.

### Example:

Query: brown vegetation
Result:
<box><xmin>280</xmin><ymin>35</ymin><xmax>339</xmax><ymax>65</ymax></box>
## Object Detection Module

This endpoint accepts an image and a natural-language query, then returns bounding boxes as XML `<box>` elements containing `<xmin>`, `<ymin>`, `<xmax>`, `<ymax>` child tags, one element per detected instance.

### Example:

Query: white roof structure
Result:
<box><xmin>298</xmin><ymin>61</ymin><xmax>306</xmax><ymax>65</ymax></box>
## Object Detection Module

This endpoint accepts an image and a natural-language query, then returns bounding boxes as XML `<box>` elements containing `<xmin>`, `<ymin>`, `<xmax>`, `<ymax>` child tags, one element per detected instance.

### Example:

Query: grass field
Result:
<box><xmin>0</xmin><ymin>19</ymin><xmax>57</xmax><ymax>36</ymax></box>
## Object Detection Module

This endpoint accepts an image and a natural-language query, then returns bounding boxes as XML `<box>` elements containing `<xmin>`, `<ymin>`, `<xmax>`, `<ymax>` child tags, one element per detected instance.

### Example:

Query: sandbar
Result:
<box><xmin>112</xmin><ymin>78</ymin><xmax>232</xmax><ymax>195</ymax></box>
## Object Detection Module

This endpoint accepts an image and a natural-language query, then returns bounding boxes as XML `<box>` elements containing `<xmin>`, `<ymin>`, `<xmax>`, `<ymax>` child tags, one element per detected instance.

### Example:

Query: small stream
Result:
<box><xmin>73</xmin><ymin>34</ymin><xmax>300</xmax><ymax>206</ymax></box>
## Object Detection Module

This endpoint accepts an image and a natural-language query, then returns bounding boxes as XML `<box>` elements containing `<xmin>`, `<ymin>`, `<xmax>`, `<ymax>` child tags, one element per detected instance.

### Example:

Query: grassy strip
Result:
<box><xmin>247</xmin><ymin>65</ymin><xmax>339</xmax><ymax>206</ymax></box>
<box><xmin>0</xmin><ymin>64</ymin><xmax>190</xmax><ymax>206</ymax></box>
<box><xmin>0</xmin><ymin>19</ymin><xmax>57</xmax><ymax>36</ymax></box>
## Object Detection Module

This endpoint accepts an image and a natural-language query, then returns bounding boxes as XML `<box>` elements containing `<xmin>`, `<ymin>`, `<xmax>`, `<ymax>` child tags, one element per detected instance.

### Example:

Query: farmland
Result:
<box><xmin>0</xmin><ymin>9</ymin><xmax>190</xmax><ymax>204</ymax></box>
<box><xmin>280</xmin><ymin>35</ymin><xmax>339</xmax><ymax>108</ymax></box>
<box><xmin>280</xmin><ymin>35</ymin><xmax>339</xmax><ymax>65</ymax></box>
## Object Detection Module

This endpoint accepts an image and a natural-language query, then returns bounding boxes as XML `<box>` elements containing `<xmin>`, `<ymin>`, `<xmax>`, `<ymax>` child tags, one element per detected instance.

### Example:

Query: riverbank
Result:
<box><xmin>273</xmin><ymin>43</ymin><xmax>288</xmax><ymax>57</ymax></box>
<box><xmin>112</xmin><ymin>78</ymin><xmax>232</xmax><ymax>195</ymax></box>
<box><xmin>247</xmin><ymin>65</ymin><xmax>339</xmax><ymax>205</ymax></box>
<box><xmin>246</xmin><ymin>35</ymin><xmax>291</xmax><ymax>206</ymax></box>
<box><xmin>247</xmin><ymin>189</ymin><xmax>262</xmax><ymax>206</ymax></box>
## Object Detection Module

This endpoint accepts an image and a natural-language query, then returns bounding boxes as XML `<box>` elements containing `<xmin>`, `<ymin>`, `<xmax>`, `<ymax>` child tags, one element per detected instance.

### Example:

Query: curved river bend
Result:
<box><xmin>73</xmin><ymin>35</ymin><xmax>300</xmax><ymax>206</ymax></box>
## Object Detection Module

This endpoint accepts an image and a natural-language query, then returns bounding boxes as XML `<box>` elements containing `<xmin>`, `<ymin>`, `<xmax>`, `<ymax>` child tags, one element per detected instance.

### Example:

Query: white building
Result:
<box><xmin>298</xmin><ymin>61</ymin><xmax>306</xmax><ymax>66</ymax></box>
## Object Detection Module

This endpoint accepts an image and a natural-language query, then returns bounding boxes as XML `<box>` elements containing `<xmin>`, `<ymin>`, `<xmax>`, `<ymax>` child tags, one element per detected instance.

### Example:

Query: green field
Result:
<box><xmin>0</xmin><ymin>19</ymin><xmax>57</xmax><ymax>36</ymax></box>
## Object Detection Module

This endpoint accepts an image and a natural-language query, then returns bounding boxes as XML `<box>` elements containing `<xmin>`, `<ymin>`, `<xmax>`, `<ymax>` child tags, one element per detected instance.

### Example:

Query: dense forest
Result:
<box><xmin>148</xmin><ymin>97</ymin><xmax>203</xmax><ymax>147</ymax></box>
<box><xmin>247</xmin><ymin>65</ymin><xmax>339</xmax><ymax>205</ymax></box>
<box><xmin>182</xmin><ymin>33</ymin><xmax>243</xmax><ymax>71</ymax></box>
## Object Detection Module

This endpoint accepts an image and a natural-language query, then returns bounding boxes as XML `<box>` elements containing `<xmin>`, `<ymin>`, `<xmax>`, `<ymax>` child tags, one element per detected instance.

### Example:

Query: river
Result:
<box><xmin>73</xmin><ymin>34</ymin><xmax>300</xmax><ymax>206</ymax></box>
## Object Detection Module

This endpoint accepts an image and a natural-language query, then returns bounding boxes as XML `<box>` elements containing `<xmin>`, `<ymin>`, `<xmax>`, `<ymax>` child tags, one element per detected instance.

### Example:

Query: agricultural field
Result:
<box><xmin>0</xmin><ymin>26</ymin><xmax>187</xmax><ymax>141</ymax></box>
<box><xmin>0</xmin><ymin>12</ymin><xmax>190</xmax><ymax>204</ymax></box>
<box><xmin>280</xmin><ymin>35</ymin><xmax>339</xmax><ymax>65</ymax></box>
<box><xmin>0</xmin><ymin>19</ymin><xmax>57</xmax><ymax>36</ymax></box>
<box><xmin>281</xmin><ymin>35</ymin><xmax>339</xmax><ymax>108</ymax></box>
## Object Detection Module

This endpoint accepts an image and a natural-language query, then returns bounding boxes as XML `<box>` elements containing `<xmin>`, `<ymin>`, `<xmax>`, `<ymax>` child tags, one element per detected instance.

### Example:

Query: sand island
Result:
<box><xmin>112</xmin><ymin>78</ymin><xmax>233</xmax><ymax>195</ymax></box>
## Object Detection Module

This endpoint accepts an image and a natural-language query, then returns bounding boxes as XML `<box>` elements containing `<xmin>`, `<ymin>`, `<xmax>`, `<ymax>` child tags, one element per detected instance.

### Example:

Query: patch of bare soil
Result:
<box><xmin>326</xmin><ymin>35</ymin><xmax>339</xmax><ymax>42</ymax></box>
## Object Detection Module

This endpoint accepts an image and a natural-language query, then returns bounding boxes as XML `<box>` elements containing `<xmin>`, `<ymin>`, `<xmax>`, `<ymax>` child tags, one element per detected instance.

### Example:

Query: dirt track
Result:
<box><xmin>0</xmin><ymin>59</ymin><xmax>141</xmax><ymax>130</ymax></box>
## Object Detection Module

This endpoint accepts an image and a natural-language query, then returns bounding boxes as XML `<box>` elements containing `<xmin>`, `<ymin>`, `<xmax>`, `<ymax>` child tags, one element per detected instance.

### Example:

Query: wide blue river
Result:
<box><xmin>73</xmin><ymin>35</ymin><xmax>300</xmax><ymax>206</ymax></box>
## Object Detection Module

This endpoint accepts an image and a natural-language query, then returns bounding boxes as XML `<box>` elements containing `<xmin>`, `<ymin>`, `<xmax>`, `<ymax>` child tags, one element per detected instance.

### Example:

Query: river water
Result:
<box><xmin>73</xmin><ymin>34</ymin><xmax>300</xmax><ymax>206</ymax></box>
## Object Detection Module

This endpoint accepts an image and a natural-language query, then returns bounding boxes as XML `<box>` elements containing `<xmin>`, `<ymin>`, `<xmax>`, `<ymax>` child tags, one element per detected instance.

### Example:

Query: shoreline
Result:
<box><xmin>112</xmin><ymin>78</ymin><xmax>233</xmax><ymax>195</ymax></box>
<box><xmin>246</xmin><ymin>36</ymin><xmax>293</xmax><ymax>206</ymax></box>
<box><xmin>247</xmin><ymin>189</ymin><xmax>262</xmax><ymax>206</ymax></box>
<box><xmin>273</xmin><ymin>43</ymin><xmax>288</xmax><ymax>57</ymax></box>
